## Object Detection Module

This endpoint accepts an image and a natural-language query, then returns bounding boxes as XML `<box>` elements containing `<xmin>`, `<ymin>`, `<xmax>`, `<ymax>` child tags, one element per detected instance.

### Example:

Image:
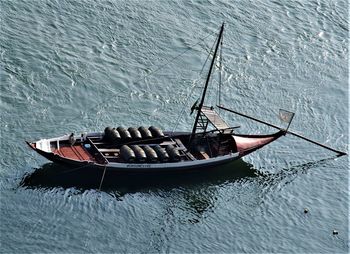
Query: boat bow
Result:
<box><xmin>232</xmin><ymin>130</ymin><xmax>285</xmax><ymax>156</ymax></box>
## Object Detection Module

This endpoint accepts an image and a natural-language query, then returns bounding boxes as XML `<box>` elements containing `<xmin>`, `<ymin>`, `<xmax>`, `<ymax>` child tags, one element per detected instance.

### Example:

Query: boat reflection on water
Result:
<box><xmin>20</xmin><ymin>157</ymin><xmax>335</xmax><ymax>224</ymax></box>
<box><xmin>20</xmin><ymin>160</ymin><xmax>257</xmax><ymax>223</ymax></box>
<box><xmin>20</xmin><ymin>159</ymin><xmax>257</xmax><ymax>192</ymax></box>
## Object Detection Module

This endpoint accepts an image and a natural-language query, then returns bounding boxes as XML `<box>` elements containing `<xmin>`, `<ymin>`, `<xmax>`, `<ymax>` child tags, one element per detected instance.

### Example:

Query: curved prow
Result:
<box><xmin>218</xmin><ymin>105</ymin><xmax>347</xmax><ymax>156</ymax></box>
<box><xmin>232</xmin><ymin>130</ymin><xmax>285</xmax><ymax>156</ymax></box>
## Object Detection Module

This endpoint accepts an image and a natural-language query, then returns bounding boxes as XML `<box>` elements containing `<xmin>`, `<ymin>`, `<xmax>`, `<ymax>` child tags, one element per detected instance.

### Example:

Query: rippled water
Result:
<box><xmin>1</xmin><ymin>0</ymin><xmax>348</xmax><ymax>253</ymax></box>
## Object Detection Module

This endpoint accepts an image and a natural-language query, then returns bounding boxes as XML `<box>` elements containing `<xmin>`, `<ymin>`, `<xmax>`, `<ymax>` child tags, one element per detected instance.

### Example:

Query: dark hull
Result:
<box><xmin>26</xmin><ymin>130</ymin><xmax>285</xmax><ymax>185</ymax></box>
<box><xmin>27</xmin><ymin>142</ymin><xmax>242</xmax><ymax>173</ymax></box>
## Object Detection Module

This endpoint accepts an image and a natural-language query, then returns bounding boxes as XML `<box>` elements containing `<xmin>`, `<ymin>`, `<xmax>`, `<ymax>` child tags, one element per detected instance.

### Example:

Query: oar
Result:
<box><xmin>217</xmin><ymin>105</ymin><xmax>347</xmax><ymax>156</ymax></box>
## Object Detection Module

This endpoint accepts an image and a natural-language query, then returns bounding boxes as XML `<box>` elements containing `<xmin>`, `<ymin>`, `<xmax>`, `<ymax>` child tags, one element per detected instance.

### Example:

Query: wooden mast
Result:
<box><xmin>190</xmin><ymin>23</ymin><xmax>225</xmax><ymax>142</ymax></box>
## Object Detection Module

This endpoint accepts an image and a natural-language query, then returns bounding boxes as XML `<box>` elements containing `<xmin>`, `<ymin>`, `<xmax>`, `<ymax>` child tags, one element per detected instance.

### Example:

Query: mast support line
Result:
<box><xmin>190</xmin><ymin>23</ymin><xmax>225</xmax><ymax>143</ymax></box>
<box><xmin>217</xmin><ymin>105</ymin><xmax>347</xmax><ymax>156</ymax></box>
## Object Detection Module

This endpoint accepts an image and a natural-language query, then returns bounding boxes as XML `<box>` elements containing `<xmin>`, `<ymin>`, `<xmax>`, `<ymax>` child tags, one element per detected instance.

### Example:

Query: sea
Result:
<box><xmin>0</xmin><ymin>0</ymin><xmax>348</xmax><ymax>253</ymax></box>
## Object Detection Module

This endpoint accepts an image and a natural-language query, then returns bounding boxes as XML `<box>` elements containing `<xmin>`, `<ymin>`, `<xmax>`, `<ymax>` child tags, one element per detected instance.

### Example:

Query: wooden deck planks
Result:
<box><xmin>56</xmin><ymin>145</ymin><xmax>95</xmax><ymax>161</ymax></box>
<box><xmin>201</xmin><ymin>107</ymin><xmax>229</xmax><ymax>130</ymax></box>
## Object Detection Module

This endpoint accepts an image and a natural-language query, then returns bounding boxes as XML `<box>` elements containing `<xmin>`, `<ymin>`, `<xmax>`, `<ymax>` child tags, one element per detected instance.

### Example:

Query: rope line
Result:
<box><xmin>133</xmin><ymin>29</ymin><xmax>219</xmax><ymax>86</ymax></box>
<box><xmin>98</xmin><ymin>164</ymin><xmax>107</xmax><ymax>190</ymax></box>
<box><xmin>171</xmin><ymin>34</ymin><xmax>219</xmax><ymax>133</ymax></box>
<box><xmin>76</xmin><ymin>29</ymin><xmax>219</xmax><ymax>126</ymax></box>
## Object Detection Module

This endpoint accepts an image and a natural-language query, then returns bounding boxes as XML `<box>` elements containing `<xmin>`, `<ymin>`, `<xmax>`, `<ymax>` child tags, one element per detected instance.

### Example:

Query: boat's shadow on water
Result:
<box><xmin>20</xmin><ymin>159</ymin><xmax>258</xmax><ymax>193</ymax></box>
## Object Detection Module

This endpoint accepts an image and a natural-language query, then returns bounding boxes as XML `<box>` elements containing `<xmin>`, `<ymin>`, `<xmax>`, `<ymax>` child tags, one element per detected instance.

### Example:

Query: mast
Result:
<box><xmin>190</xmin><ymin>22</ymin><xmax>225</xmax><ymax>142</ymax></box>
<box><xmin>218</xmin><ymin>30</ymin><xmax>223</xmax><ymax>107</ymax></box>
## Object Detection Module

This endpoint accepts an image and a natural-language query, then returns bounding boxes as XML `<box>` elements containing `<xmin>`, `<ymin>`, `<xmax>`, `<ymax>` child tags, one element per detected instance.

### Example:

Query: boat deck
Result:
<box><xmin>84</xmin><ymin>136</ymin><xmax>198</xmax><ymax>163</ymax></box>
<box><xmin>54</xmin><ymin>145</ymin><xmax>95</xmax><ymax>162</ymax></box>
<box><xmin>48</xmin><ymin>131</ymin><xmax>234</xmax><ymax>164</ymax></box>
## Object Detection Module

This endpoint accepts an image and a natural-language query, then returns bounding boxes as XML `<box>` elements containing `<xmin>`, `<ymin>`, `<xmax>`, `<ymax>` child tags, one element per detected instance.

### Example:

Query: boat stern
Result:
<box><xmin>26</xmin><ymin>133</ymin><xmax>98</xmax><ymax>165</ymax></box>
<box><xmin>25</xmin><ymin>138</ymin><xmax>57</xmax><ymax>163</ymax></box>
<box><xmin>26</xmin><ymin>139</ymin><xmax>52</xmax><ymax>153</ymax></box>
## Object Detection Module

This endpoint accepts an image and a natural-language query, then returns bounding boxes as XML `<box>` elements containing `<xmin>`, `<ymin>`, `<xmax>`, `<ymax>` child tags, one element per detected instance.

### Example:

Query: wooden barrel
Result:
<box><xmin>138</xmin><ymin>126</ymin><xmax>153</xmax><ymax>139</ymax></box>
<box><xmin>117</xmin><ymin>126</ymin><xmax>132</xmax><ymax>141</ymax></box>
<box><xmin>128</xmin><ymin>127</ymin><xmax>142</xmax><ymax>140</ymax></box>
<box><xmin>120</xmin><ymin>145</ymin><xmax>136</xmax><ymax>162</ymax></box>
<box><xmin>153</xmin><ymin>145</ymin><xmax>170</xmax><ymax>162</ymax></box>
<box><xmin>149</xmin><ymin>126</ymin><xmax>165</xmax><ymax>138</ymax></box>
<box><xmin>142</xmin><ymin>145</ymin><xmax>158</xmax><ymax>163</ymax></box>
<box><xmin>166</xmin><ymin>145</ymin><xmax>180</xmax><ymax>162</ymax></box>
<box><xmin>104</xmin><ymin>127</ymin><xmax>121</xmax><ymax>143</ymax></box>
<box><xmin>130</xmin><ymin>145</ymin><xmax>147</xmax><ymax>163</ymax></box>
<box><xmin>110</xmin><ymin>128</ymin><xmax>121</xmax><ymax>143</ymax></box>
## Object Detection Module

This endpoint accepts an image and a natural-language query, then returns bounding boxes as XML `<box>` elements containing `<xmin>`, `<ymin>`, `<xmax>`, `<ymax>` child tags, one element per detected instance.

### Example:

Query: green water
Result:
<box><xmin>1</xmin><ymin>0</ymin><xmax>348</xmax><ymax>253</ymax></box>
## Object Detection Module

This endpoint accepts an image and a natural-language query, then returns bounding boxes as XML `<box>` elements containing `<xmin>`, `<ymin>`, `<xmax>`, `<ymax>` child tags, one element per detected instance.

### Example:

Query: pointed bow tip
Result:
<box><xmin>25</xmin><ymin>141</ymin><xmax>36</xmax><ymax>150</ymax></box>
<box><xmin>337</xmin><ymin>151</ymin><xmax>347</xmax><ymax>157</ymax></box>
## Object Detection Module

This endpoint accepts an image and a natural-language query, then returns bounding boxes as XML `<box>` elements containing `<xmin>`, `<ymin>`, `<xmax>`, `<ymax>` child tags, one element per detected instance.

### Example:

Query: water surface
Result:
<box><xmin>0</xmin><ymin>0</ymin><xmax>348</xmax><ymax>253</ymax></box>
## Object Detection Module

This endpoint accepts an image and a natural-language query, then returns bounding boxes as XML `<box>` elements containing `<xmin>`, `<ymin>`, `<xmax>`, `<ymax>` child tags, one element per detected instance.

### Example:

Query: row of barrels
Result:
<box><xmin>120</xmin><ymin>144</ymin><xmax>180</xmax><ymax>163</ymax></box>
<box><xmin>104</xmin><ymin>126</ymin><xmax>165</xmax><ymax>143</ymax></box>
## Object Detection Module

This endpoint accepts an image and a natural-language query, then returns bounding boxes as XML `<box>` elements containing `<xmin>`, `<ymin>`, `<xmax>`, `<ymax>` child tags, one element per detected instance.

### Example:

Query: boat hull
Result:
<box><xmin>26</xmin><ymin>130</ymin><xmax>284</xmax><ymax>174</ymax></box>
<box><xmin>27</xmin><ymin>141</ymin><xmax>241</xmax><ymax>173</ymax></box>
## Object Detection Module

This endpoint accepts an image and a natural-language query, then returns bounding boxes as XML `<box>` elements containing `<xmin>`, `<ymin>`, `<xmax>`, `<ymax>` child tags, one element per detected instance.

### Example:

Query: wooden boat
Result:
<box><xmin>26</xmin><ymin>128</ymin><xmax>284</xmax><ymax>173</ymax></box>
<box><xmin>26</xmin><ymin>23</ymin><xmax>346</xmax><ymax>178</ymax></box>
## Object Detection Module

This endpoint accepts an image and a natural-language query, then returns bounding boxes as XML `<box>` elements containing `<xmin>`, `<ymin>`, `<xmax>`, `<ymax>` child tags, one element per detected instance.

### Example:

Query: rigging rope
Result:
<box><xmin>84</xmin><ymin>29</ymin><xmax>220</xmax><ymax>125</ymax></box>
<box><xmin>54</xmin><ymin>28</ymin><xmax>221</xmax><ymax>131</ymax></box>
<box><xmin>98</xmin><ymin>164</ymin><xmax>107</xmax><ymax>190</ymax></box>
<box><xmin>133</xmin><ymin>29</ymin><xmax>218</xmax><ymax>86</ymax></box>
<box><xmin>171</xmin><ymin>33</ymin><xmax>219</xmax><ymax>133</ymax></box>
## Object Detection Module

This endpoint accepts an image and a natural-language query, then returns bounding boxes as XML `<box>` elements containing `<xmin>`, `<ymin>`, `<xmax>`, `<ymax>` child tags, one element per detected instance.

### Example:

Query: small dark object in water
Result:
<box><xmin>138</xmin><ymin>126</ymin><xmax>153</xmax><ymax>139</ymax></box>
<box><xmin>332</xmin><ymin>230</ymin><xmax>338</xmax><ymax>235</ymax></box>
<box><xmin>304</xmin><ymin>208</ymin><xmax>309</xmax><ymax>214</ymax></box>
